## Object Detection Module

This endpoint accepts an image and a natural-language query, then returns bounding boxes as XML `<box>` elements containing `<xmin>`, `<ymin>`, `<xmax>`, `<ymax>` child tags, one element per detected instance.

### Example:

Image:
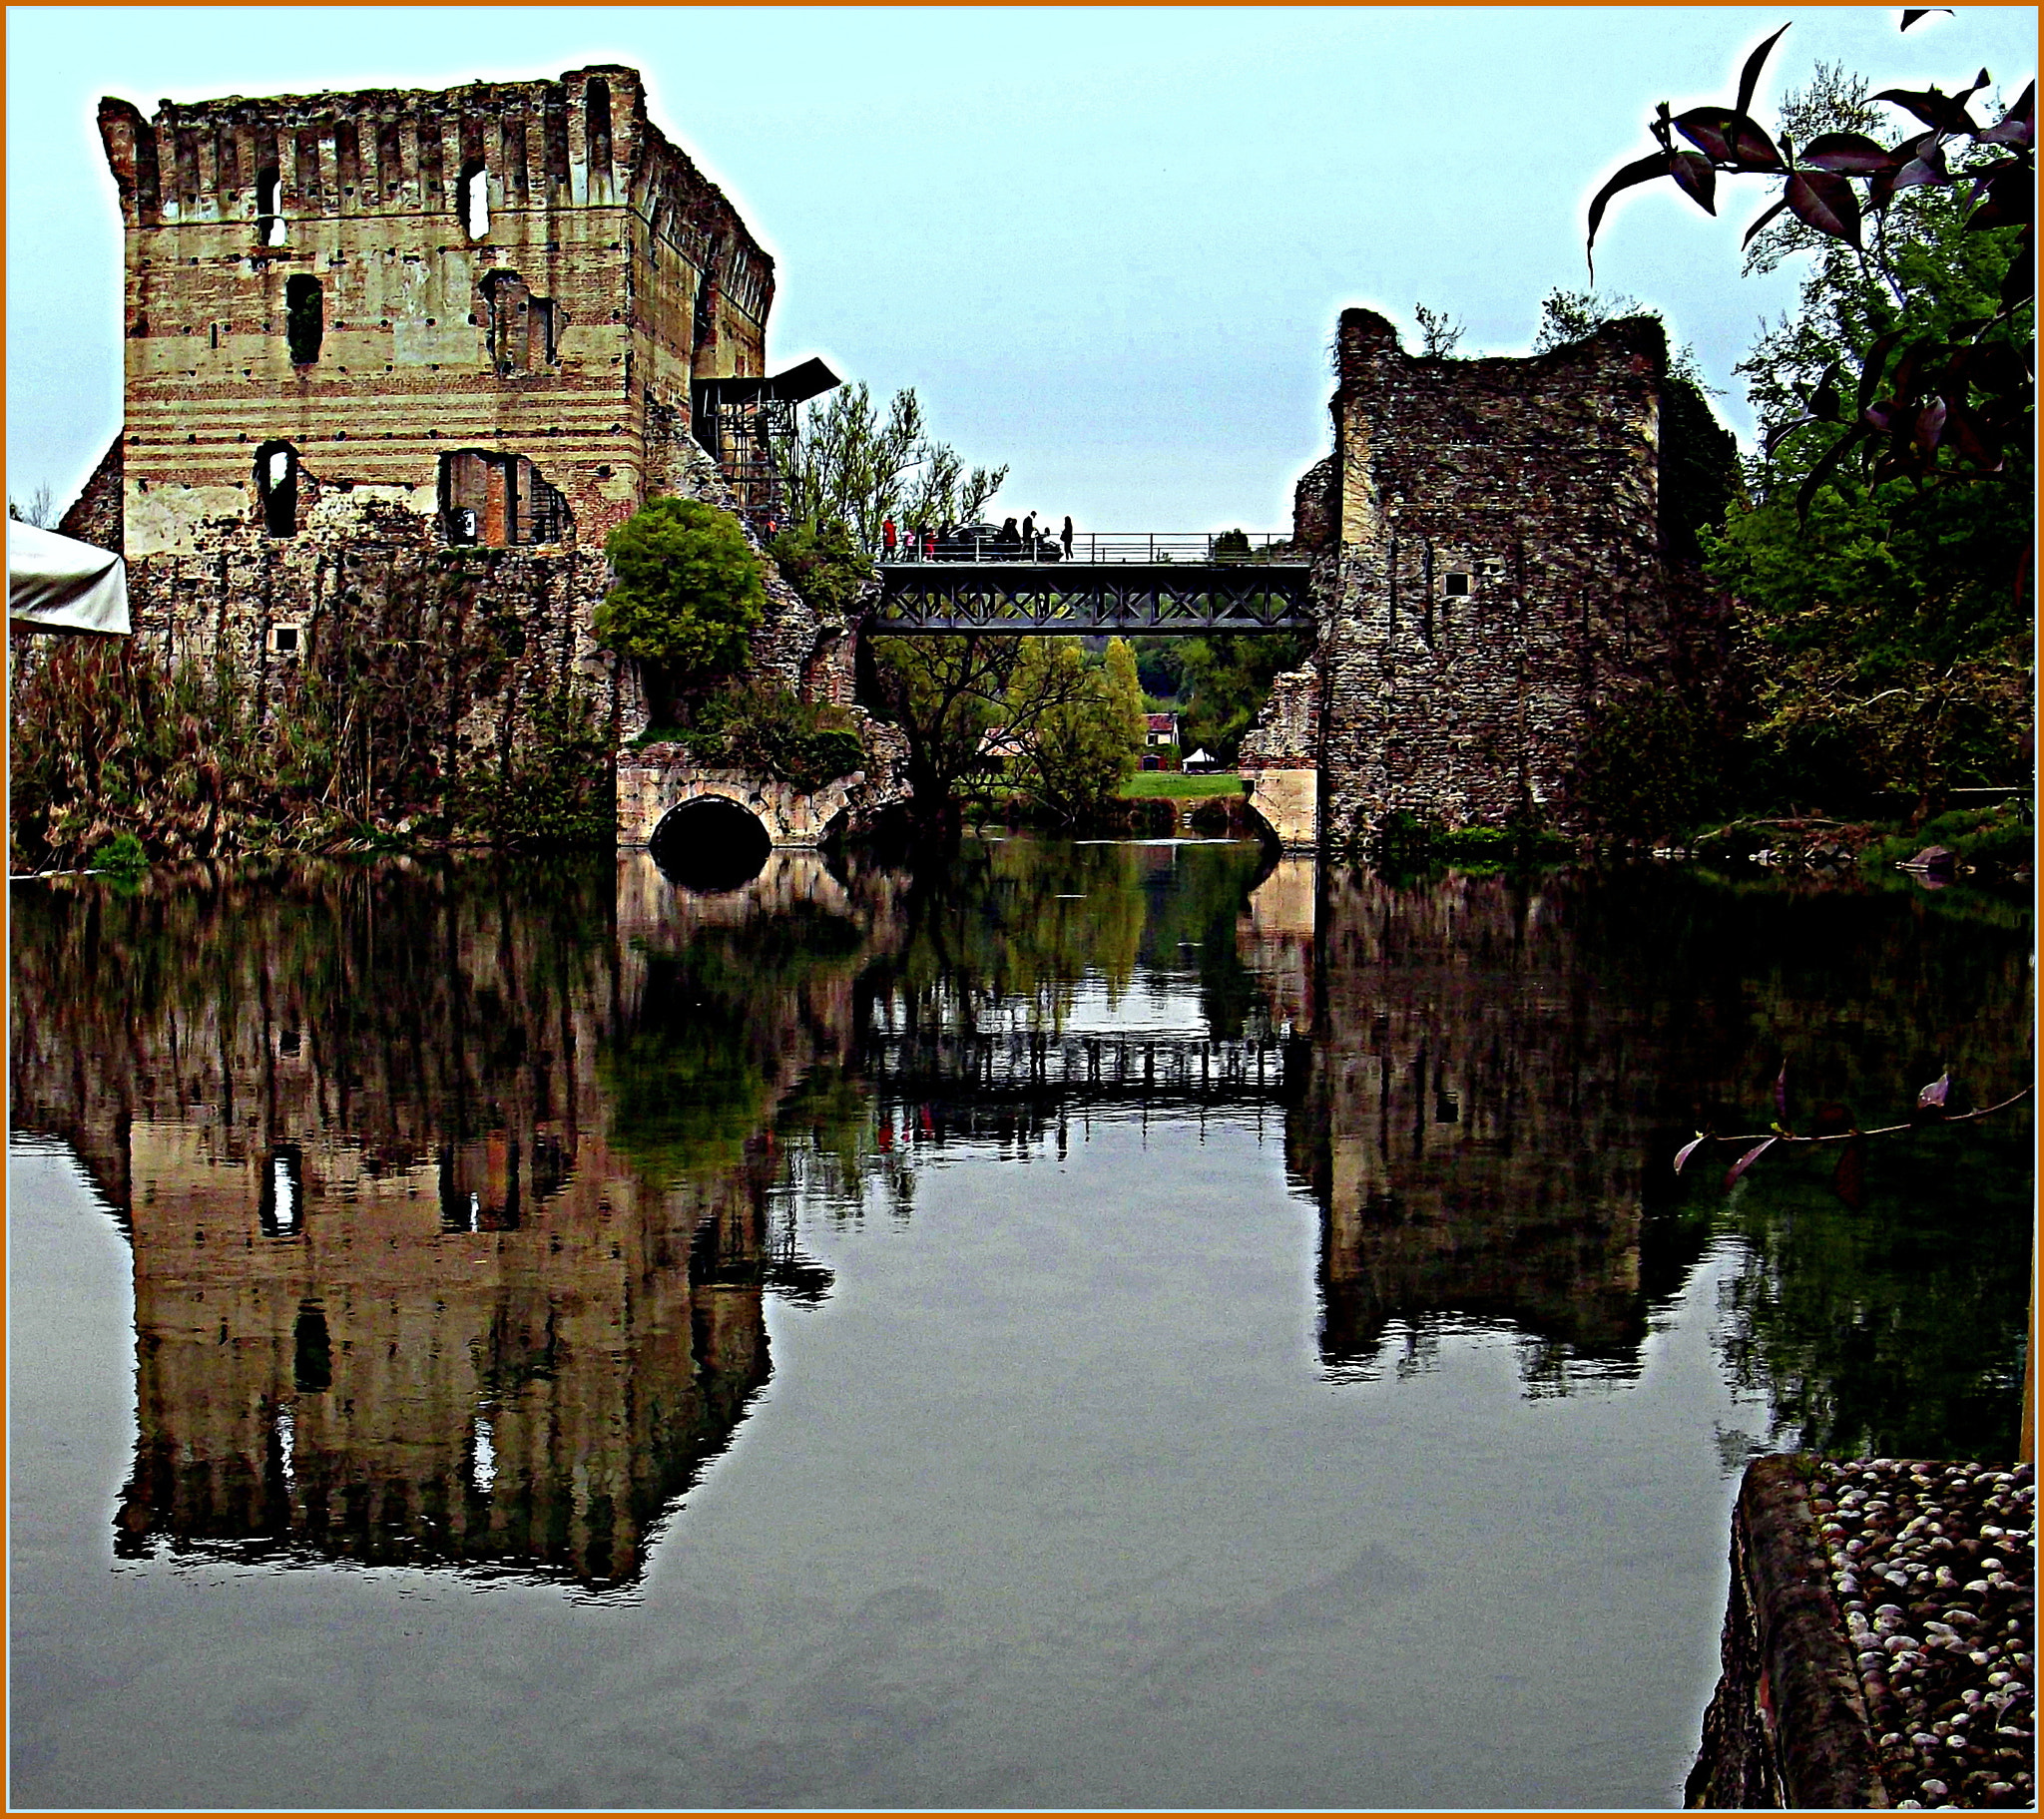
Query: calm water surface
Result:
<box><xmin>9</xmin><ymin>839</ymin><xmax>2031</xmax><ymax>1809</ymax></box>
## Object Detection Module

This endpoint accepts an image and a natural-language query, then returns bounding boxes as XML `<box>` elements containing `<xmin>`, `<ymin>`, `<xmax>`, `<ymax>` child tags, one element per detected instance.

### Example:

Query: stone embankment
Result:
<box><xmin>1690</xmin><ymin>1454</ymin><xmax>2035</xmax><ymax>1808</ymax></box>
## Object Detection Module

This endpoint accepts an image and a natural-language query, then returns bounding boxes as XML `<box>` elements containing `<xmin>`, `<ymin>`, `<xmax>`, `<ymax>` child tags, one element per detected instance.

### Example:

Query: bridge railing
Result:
<box><xmin>880</xmin><ymin>531</ymin><xmax>1297</xmax><ymax>567</ymax></box>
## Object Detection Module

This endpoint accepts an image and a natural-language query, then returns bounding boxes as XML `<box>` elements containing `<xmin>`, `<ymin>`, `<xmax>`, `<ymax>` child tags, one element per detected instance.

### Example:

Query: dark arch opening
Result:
<box><xmin>650</xmin><ymin>796</ymin><xmax>770</xmax><ymax>892</ymax></box>
<box><xmin>585</xmin><ymin>77</ymin><xmax>613</xmax><ymax>178</ymax></box>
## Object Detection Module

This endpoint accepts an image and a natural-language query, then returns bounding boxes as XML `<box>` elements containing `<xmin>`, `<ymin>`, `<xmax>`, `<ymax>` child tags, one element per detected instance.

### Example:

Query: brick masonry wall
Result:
<box><xmin>76</xmin><ymin>66</ymin><xmax>866</xmax><ymax>792</ymax></box>
<box><xmin>98</xmin><ymin>66</ymin><xmax>770</xmax><ymax>549</ymax></box>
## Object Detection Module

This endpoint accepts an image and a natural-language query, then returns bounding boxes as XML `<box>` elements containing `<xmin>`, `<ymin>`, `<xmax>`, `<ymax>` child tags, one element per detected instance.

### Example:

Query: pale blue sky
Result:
<box><xmin>7</xmin><ymin>5</ymin><xmax>2035</xmax><ymax>529</ymax></box>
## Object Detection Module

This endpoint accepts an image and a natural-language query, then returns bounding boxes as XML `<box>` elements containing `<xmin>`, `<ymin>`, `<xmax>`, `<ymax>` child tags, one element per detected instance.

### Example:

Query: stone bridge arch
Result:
<box><xmin>616</xmin><ymin>751</ymin><xmax>866</xmax><ymax>850</ymax></box>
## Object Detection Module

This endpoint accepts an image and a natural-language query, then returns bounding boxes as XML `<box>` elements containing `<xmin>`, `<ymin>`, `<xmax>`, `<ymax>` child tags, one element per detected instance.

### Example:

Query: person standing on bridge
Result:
<box><xmin>1061</xmin><ymin>515</ymin><xmax>1074</xmax><ymax>560</ymax></box>
<box><xmin>922</xmin><ymin>525</ymin><xmax>936</xmax><ymax>560</ymax></box>
<box><xmin>882</xmin><ymin>517</ymin><xmax>897</xmax><ymax>559</ymax></box>
<box><xmin>1022</xmin><ymin>512</ymin><xmax>1037</xmax><ymax>559</ymax></box>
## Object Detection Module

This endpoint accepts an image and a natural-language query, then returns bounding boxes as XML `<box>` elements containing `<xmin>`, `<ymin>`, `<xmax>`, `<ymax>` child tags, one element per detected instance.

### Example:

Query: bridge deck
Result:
<box><xmin>872</xmin><ymin>561</ymin><xmax>1313</xmax><ymax>635</ymax></box>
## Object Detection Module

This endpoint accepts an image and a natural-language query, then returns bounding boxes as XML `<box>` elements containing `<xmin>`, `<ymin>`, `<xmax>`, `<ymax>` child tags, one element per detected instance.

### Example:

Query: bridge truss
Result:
<box><xmin>871</xmin><ymin>560</ymin><xmax>1313</xmax><ymax>636</ymax></box>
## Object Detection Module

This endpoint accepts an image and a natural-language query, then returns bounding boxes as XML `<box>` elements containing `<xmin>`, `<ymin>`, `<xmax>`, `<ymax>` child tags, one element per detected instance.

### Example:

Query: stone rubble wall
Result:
<box><xmin>1242</xmin><ymin>306</ymin><xmax>1729</xmax><ymax>847</ymax></box>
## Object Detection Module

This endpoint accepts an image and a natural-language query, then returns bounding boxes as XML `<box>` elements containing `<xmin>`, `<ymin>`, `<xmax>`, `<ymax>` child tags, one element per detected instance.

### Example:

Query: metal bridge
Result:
<box><xmin>870</xmin><ymin>532</ymin><xmax>1313</xmax><ymax>636</ymax></box>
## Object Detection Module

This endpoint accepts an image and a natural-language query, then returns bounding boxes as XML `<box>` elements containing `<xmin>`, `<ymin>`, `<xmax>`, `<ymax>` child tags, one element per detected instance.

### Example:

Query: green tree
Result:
<box><xmin>764</xmin><ymin>517</ymin><xmax>873</xmax><ymax>617</ymax></box>
<box><xmin>1007</xmin><ymin>637</ymin><xmax>1146</xmax><ymax>828</ymax></box>
<box><xmin>1135</xmin><ymin>631</ymin><xmax>1311</xmax><ymax>767</ymax></box>
<box><xmin>1702</xmin><ymin>66</ymin><xmax>2034</xmax><ymax>812</ymax></box>
<box><xmin>594</xmin><ymin>498</ymin><xmax>765</xmax><ymax>703</ymax></box>
<box><xmin>865</xmin><ymin>633</ymin><xmax>1112</xmax><ymax>841</ymax></box>
<box><xmin>782</xmin><ymin>383</ymin><xmax>1006</xmax><ymax>552</ymax></box>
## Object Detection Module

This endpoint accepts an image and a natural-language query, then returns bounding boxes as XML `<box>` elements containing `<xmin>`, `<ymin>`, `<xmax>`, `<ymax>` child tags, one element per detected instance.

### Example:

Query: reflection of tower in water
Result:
<box><xmin>114</xmin><ymin>1112</ymin><xmax>774</xmax><ymax>1593</ymax></box>
<box><xmin>3</xmin><ymin>856</ymin><xmax>909</xmax><ymax>1594</ymax></box>
<box><xmin>1301</xmin><ymin>869</ymin><xmax>1676</xmax><ymax>1387</ymax></box>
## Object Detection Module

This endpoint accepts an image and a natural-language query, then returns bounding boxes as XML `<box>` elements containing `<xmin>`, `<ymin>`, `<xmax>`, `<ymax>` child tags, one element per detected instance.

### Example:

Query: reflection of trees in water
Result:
<box><xmin>1303</xmin><ymin>863</ymin><xmax>2032</xmax><ymax>1453</ymax></box>
<box><xmin>1712</xmin><ymin>1125</ymin><xmax>2031</xmax><ymax>1462</ymax></box>
<box><xmin>14</xmin><ymin>845</ymin><xmax>2028</xmax><ymax>1579</ymax></box>
<box><xmin>859</xmin><ymin>836</ymin><xmax>1273</xmax><ymax>1043</ymax></box>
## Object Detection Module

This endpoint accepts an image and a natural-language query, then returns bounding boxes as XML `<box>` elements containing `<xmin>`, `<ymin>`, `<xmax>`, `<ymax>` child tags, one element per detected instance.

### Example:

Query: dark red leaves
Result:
<box><xmin>1785</xmin><ymin>170</ymin><xmax>1863</xmax><ymax>244</ymax></box>
<box><xmin>1586</xmin><ymin>152</ymin><xmax>1676</xmax><ymax>268</ymax></box>
<box><xmin>1674</xmin><ymin>107</ymin><xmax>1787</xmax><ymax>171</ymax></box>
<box><xmin>1917</xmin><ymin>1070</ymin><xmax>1952</xmax><ymax>1111</ymax></box>
<box><xmin>1873</xmin><ymin>84</ymin><xmax>1980</xmax><ymax>133</ymax></box>
<box><xmin>1799</xmin><ymin>131</ymin><xmax>1896</xmax><ymax>174</ymax></box>
<box><xmin>1975</xmin><ymin>81</ymin><xmax>2035</xmax><ymax>150</ymax></box>
<box><xmin>1893</xmin><ymin>142</ymin><xmax>1951</xmax><ymax>192</ymax></box>
<box><xmin>1735</xmin><ymin>24</ymin><xmax>1791</xmax><ymax>123</ymax></box>
<box><xmin>1590</xmin><ymin>18</ymin><xmax>2030</xmax><ymax>502</ymax></box>
<box><xmin>1670</xmin><ymin>151</ymin><xmax>1718</xmax><ymax>214</ymax></box>
<box><xmin>1673</xmin><ymin>1134</ymin><xmax>1710</xmax><ymax>1176</ymax></box>
<box><xmin>1968</xmin><ymin>164</ymin><xmax>2035</xmax><ymax>231</ymax></box>
<box><xmin>1726</xmin><ymin>1137</ymin><xmax>1778</xmax><ymax>1189</ymax></box>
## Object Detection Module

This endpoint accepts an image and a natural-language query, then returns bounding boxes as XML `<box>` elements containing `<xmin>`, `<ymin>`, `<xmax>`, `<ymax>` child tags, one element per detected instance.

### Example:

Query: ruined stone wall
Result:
<box><xmin>98</xmin><ymin>66</ymin><xmax>768</xmax><ymax>552</ymax></box>
<box><xmin>1271</xmin><ymin>306</ymin><xmax>1723</xmax><ymax>844</ymax></box>
<box><xmin>56</xmin><ymin>433</ymin><xmax>125</xmax><ymax>550</ymax></box>
<box><xmin>83</xmin><ymin>67</ymin><xmax>868</xmax><ymax>774</ymax></box>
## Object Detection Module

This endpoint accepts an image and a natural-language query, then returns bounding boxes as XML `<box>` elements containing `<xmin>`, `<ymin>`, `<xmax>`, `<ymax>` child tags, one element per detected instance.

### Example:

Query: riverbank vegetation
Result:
<box><xmin>1576</xmin><ymin>32</ymin><xmax>2034</xmax><ymax>856</ymax></box>
<box><xmin>9</xmin><ymin>564</ymin><xmax>614</xmax><ymax>872</ymax></box>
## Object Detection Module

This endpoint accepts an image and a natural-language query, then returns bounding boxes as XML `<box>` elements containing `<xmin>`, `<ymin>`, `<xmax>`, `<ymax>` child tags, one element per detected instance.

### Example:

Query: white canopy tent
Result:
<box><xmin>8</xmin><ymin>520</ymin><xmax>130</xmax><ymax>636</ymax></box>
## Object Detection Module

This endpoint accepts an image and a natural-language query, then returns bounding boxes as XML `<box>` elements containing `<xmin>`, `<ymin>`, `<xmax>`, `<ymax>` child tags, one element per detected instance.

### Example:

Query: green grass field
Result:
<box><xmin>1119</xmin><ymin>771</ymin><xmax>1244</xmax><ymax>799</ymax></box>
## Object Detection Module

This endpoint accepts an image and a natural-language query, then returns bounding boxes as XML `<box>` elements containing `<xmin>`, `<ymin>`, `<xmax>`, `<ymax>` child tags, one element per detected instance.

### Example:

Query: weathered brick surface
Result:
<box><xmin>1252</xmin><ymin>307</ymin><xmax>1728</xmax><ymax>843</ymax></box>
<box><xmin>100</xmin><ymin>67</ymin><xmax>769</xmax><ymax>547</ymax></box>
<box><xmin>84</xmin><ymin>67</ymin><xmax>853</xmax><ymax>777</ymax></box>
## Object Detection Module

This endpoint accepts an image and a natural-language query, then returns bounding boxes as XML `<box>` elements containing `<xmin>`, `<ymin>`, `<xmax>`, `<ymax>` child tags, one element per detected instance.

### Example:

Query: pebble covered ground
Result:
<box><xmin>1806</xmin><ymin>1458</ymin><xmax>2035</xmax><ymax>1809</ymax></box>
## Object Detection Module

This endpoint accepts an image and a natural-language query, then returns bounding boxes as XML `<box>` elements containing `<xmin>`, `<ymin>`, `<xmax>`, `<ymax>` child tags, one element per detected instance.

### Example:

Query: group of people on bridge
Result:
<box><xmin>881</xmin><ymin>512</ymin><xmax>1076</xmax><ymax>564</ymax></box>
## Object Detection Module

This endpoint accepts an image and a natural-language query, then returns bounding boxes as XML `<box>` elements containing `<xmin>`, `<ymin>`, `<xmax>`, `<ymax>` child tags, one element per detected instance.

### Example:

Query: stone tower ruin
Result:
<box><xmin>1243</xmin><ymin>306</ymin><xmax>1734</xmax><ymax>847</ymax></box>
<box><xmin>74</xmin><ymin>67</ymin><xmax>846</xmax><ymax>738</ymax></box>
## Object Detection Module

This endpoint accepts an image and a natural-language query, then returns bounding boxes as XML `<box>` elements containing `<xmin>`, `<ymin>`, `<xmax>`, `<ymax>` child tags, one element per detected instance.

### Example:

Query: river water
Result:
<box><xmin>9</xmin><ymin>839</ymin><xmax>2031</xmax><ymax>1809</ymax></box>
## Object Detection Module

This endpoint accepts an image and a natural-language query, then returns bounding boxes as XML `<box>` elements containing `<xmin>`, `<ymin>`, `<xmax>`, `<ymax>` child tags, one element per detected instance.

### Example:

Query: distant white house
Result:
<box><xmin>1141</xmin><ymin>711</ymin><xmax>1181</xmax><ymax>772</ymax></box>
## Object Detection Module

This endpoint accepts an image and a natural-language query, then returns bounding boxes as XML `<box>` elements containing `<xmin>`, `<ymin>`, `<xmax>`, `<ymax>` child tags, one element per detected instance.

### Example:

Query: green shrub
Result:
<box><xmin>87</xmin><ymin>830</ymin><xmax>149</xmax><ymax>873</ymax></box>
<box><xmin>766</xmin><ymin>520</ymin><xmax>874</xmax><ymax>616</ymax></box>
<box><xmin>656</xmin><ymin>682</ymin><xmax>866</xmax><ymax>791</ymax></box>
<box><xmin>594</xmin><ymin>498</ymin><xmax>766</xmax><ymax>691</ymax></box>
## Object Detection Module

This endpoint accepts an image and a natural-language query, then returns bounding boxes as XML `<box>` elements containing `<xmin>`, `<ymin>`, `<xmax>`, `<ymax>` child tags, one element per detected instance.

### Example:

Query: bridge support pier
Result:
<box><xmin>1241</xmin><ymin>767</ymin><xmax>1318</xmax><ymax>851</ymax></box>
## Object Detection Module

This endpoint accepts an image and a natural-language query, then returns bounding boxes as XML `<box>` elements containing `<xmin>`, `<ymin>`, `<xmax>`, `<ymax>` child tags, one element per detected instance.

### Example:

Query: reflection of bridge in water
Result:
<box><xmin>862</xmin><ymin>1031</ymin><xmax>1307</xmax><ymax>1109</ymax></box>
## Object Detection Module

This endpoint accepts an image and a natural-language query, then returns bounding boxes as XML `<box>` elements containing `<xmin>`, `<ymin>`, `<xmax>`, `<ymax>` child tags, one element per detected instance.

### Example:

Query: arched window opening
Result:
<box><xmin>460</xmin><ymin>157</ymin><xmax>490</xmax><ymax>238</ymax></box>
<box><xmin>283</xmin><ymin>273</ymin><xmax>322</xmax><ymax>364</ymax></box>
<box><xmin>255</xmin><ymin>441</ymin><xmax>298</xmax><ymax>537</ymax></box>
<box><xmin>585</xmin><ymin>78</ymin><xmax>612</xmax><ymax>176</ymax></box>
<box><xmin>256</xmin><ymin>164</ymin><xmax>284</xmax><ymax>246</ymax></box>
